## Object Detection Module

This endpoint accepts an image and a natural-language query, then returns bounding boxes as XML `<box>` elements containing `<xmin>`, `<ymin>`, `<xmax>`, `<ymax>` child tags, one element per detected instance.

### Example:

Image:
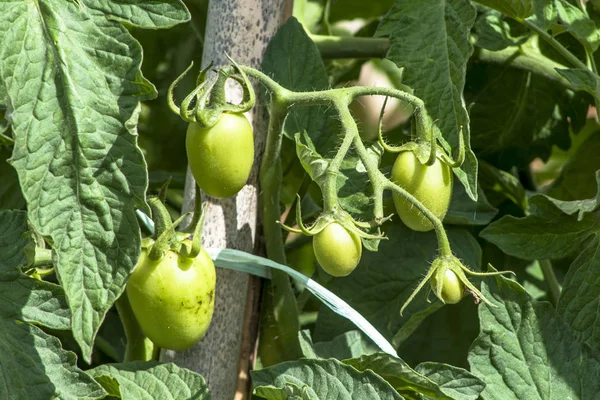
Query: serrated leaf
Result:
<box><xmin>556</xmin><ymin>68</ymin><xmax>600</xmax><ymax>99</ymax></box>
<box><xmin>252</xmin><ymin>358</ymin><xmax>402</xmax><ymax>400</ymax></box>
<box><xmin>89</xmin><ymin>361</ymin><xmax>210</xmax><ymax>399</ymax></box>
<box><xmin>0</xmin><ymin>210</ymin><xmax>104</xmax><ymax>399</ymax></box>
<box><xmin>314</xmin><ymin>225</ymin><xmax>481</xmax><ymax>342</ymax></box>
<box><xmin>345</xmin><ymin>353</ymin><xmax>484</xmax><ymax>400</ymax></box>
<box><xmin>475</xmin><ymin>11</ymin><xmax>528</xmax><ymax>51</ymax></box>
<box><xmin>414</xmin><ymin>362</ymin><xmax>485</xmax><ymax>400</ymax></box>
<box><xmin>474</xmin><ymin>0</ymin><xmax>534</xmax><ymax>20</ymax></box>
<box><xmin>556</xmin><ymin>235</ymin><xmax>600</xmax><ymax>354</ymax></box>
<box><xmin>468</xmin><ymin>276</ymin><xmax>600</xmax><ymax>399</ymax></box>
<box><xmin>0</xmin><ymin>0</ymin><xmax>188</xmax><ymax>361</ymax></box>
<box><xmin>376</xmin><ymin>0</ymin><xmax>479</xmax><ymax>200</ymax></box>
<box><xmin>555</xmin><ymin>0</ymin><xmax>600</xmax><ymax>52</ymax></box>
<box><xmin>480</xmin><ymin>191</ymin><xmax>600</xmax><ymax>260</ymax></box>
<box><xmin>299</xmin><ymin>330</ymin><xmax>379</xmax><ymax>360</ymax></box>
<box><xmin>81</xmin><ymin>0</ymin><xmax>190</xmax><ymax>28</ymax></box>
<box><xmin>1</xmin><ymin>321</ymin><xmax>106</xmax><ymax>400</ymax></box>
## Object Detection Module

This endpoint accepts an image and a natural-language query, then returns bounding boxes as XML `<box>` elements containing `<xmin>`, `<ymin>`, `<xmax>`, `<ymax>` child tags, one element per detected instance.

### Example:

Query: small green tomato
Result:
<box><xmin>313</xmin><ymin>222</ymin><xmax>362</xmax><ymax>277</ymax></box>
<box><xmin>430</xmin><ymin>268</ymin><xmax>464</xmax><ymax>304</ymax></box>
<box><xmin>126</xmin><ymin>246</ymin><xmax>216</xmax><ymax>351</ymax></box>
<box><xmin>391</xmin><ymin>149</ymin><xmax>453</xmax><ymax>232</ymax></box>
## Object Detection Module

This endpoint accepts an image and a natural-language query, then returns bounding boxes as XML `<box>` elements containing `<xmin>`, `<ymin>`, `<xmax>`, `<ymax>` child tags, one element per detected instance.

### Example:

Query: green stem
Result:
<box><xmin>258</xmin><ymin>99</ymin><xmax>302</xmax><ymax>363</ymax></box>
<box><xmin>33</xmin><ymin>248</ymin><xmax>53</xmax><ymax>268</ymax></box>
<box><xmin>521</xmin><ymin>19</ymin><xmax>589</xmax><ymax>71</ymax></box>
<box><xmin>310</xmin><ymin>34</ymin><xmax>390</xmax><ymax>59</ymax></box>
<box><xmin>540</xmin><ymin>259</ymin><xmax>561</xmax><ymax>306</ymax></box>
<box><xmin>115</xmin><ymin>295</ymin><xmax>157</xmax><ymax>362</ymax></box>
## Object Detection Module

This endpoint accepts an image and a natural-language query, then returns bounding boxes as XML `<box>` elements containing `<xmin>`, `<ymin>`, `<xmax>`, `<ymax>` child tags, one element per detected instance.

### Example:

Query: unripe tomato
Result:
<box><xmin>391</xmin><ymin>150</ymin><xmax>453</xmax><ymax>231</ymax></box>
<box><xmin>430</xmin><ymin>268</ymin><xmax>464</xmax><ymax>304</ymax></box>
<box><xmin>313</xmin><ymin>222</ymin><xmax>362</xmax><ymax>277</ymax></box>
<box><xmin>126</xmin><ymin>246</ymin><xmax>216</xmax><ymax>351</ymax></box>
<box><xmin>186</xmin><ymin>112</ymin><xmax>254</xmax><ymax>198</ymax></box>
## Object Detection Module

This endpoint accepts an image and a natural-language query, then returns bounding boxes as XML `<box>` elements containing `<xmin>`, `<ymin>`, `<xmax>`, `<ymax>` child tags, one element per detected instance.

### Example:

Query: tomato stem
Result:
<box><xmin>115</xmin><ymin>295</ymin><xmax>157</xmax><ymax>362</ymax></box>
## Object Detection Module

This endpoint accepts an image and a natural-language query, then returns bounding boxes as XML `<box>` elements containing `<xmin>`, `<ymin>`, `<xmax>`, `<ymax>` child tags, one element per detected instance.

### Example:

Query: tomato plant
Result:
<box><xmin>126</xmin><ymin>245</ymin><xmax>216</xmax><ymax>351</ymax></box>
<box><xmin>312</xmin><ymin>222</ymin><xmax>362</xmax><ymax>277</ymax></box>
<box><xmin>186</xmin><ymin>112</ymin><xmax>254</xmax><ymax>198</ymax></box>
<box><xmin>391</xmin><ymin>149</ymin><xmax>453</xmax><ymax>232</ymax></box>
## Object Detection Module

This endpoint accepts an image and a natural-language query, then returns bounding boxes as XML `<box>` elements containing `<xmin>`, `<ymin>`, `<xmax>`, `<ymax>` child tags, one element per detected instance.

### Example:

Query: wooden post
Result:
<box><xmin>160</xmin><ymin>1</ymin><xmax>292</xmax><ymax>399</ymax></box>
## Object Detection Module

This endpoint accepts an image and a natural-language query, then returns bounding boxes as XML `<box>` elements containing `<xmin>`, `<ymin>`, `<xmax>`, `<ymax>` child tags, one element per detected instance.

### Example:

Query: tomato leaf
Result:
<box><xmin>0</xmin><ymin>210</ymin><xmax>106</xmax><ymax>400</ymax></box>
<box><xmin>445</xmin><ymin>179</ymin><xmax>498</xmax><ymax>226</ymax></box>
<box><xmin>480</xmin><ymin>177</ymin><xmax>600</xmax><ymax>260</ymax></box>
<box><xmin>88</xmin><ymin>361</ymin><xmax>210</xmax><ymax>399</ymax></box>
<box><xmin>252</xmin><ymin>358</ymin><xmax>402</xmax><ymax>400</ymax></box>
<box><xmin>475</xmin><ymin>11</ymin><xmax>528</xmax><ymax>51</ymax></box>
<box><xmin>469</xmin><ymin>274</ymin><xmax>600</xmax><ymax>399</ymax></box>
<box><xmin>556</xmin><ymin>235</ymin><xmax>600</xmax><ymax>355</ymax></box>
<box><xmin>345</xmin><ymin>353</ymin><xmax>484</xmax><ymax>400</ymax></box>
<box><xmin>0</xmin><ymin>0</ymin><xmax>188</xmax><ymax>361</ymax></box>
<box><xmin>0</xmin><ymin>147</ymin><xmax>25</xmax><ymax>210</ymax></box>
<box><xmin>376</xmin><ymin>0</ymin><xmax>479</xmax><ymax>201</ymax></box>
<box><xmin>473</xmin><ymin>0</ymin><xmax>534</xmax><ymax>20</ymax></box>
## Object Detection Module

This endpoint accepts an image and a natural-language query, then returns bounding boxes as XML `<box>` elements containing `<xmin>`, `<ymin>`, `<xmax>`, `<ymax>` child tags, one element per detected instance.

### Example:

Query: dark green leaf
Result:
<box><xmin>480</xmin><ymin>191</ymin><xmax>600</xmax><ymax>260</ymax></box>
<box><xmin>81</xmin><ymin>0</ymin><xmax>190</xmax><ymax>28</ymax></box>
<box><xmin>345</xmin><ymin>353</ymin><xmax>484</xmax><ymax>400</ymax></box>
<box><xmin>89</xmin><ymin>361</ymin><xmax>210</xmax><ymax>399</ymax></box>
<box><xmin>252</xmin><ymin>358</ymin><xmax>402</xmax><ymax>400</ymax></box>
<box><xmin>414</xmin><ymin>362</ymin><xmax>485</xmax><ymax>400</ymax></box>
<box><xmin>445</xmin><ymin>178</ymin><xmax>498</xmax><ymax>226</ymax></box>
<box><xmin>475</xmin><ymin>12</ymin><xmax>528</xmax><ymax>51</ymax></box>
<box><xmin>466</xmin><ymin>62</ymin><xmax>589</xmax><ymax>169</ymax></box>
<box><xmin>376</xmin><ymin>0</ymin><xmax>479</xmax><ymax>200</ymax></box>
<box><xmin>0</xmin><ymin>210</ymin><xmax>104</xmax><ymax>399</ymax></box>
<box><xmin>557</xmin><ymin>235</ymin><xmax>600</xmax><ymax>354</ymax></box>
<box><xmin>474</xmin><ymin>0</ymin><xmax>534</xmax><ymax>20</ymax></box>
<box><xmin>556</xmin><ymin>68</ymin><xmax>600</xmax><ymax>99</ymax></box>
<box><xmin>469</xmin><ymin>275</ymin><xmax>600</xmax><ymax>399</ymax></box>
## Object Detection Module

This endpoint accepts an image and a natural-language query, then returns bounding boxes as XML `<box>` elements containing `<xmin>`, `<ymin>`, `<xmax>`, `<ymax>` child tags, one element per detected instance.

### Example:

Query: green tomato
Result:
<box><xmin>391</xmin><ymin>150</ymin><xmax>453</xmax><ymax>232</ymax></box>
<box><xmin>430</xmin><ymin>268</ymin><xmax>464</xmax><ymax>304</ymax></box>
<box><xmin>186</xmin><ymin>112</ymin><xmax>254</xmax><ymax>198</ymax></box>
<box><xmin>126</xmin><ymin>246</ymin><xmax>216</xmax><ymax>351</ymax></box>
<box><xmin>313</xmin><ymin>222</ymin><xmax>362</xmax><ymax>277</ymax></box>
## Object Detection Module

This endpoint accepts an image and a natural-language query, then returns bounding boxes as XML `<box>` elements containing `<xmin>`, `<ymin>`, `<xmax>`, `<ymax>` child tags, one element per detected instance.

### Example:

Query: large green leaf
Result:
<box><xmin>466</xmin><ymin>62</ymin><xmax>589</xmax><ymax>169</ymax></box>
<box><xmin>480</xmin><ymin>183</ymin><xmax>600</xmax><ymax>261</ymax></box>
<box><xmin>0</xmin><ymin>147</ymin><xmax>25</xmax><ymax>210</ymax></box>
<box><xmin>469</xmin><ymin>275</ymin><xmax>600</xmax><ymax>399</ymax></box>
<box><xmin>299</xmin><ymin>330</ymin><xmax>379</xmax><ymax>360</ymax></box>
<box><xmin>555</xmin><ymin>0</ymin><xmax>600</xmax><ymax>52</ymax></box>
<box><xmin>474</xmin><ymin>0</ymin><xmax>534</xmax><ymax>20</ymax></box>
<box><xmin>376</xmin><ymin>0</ymin><xmax>479</xmax><ymax>200</ymax></box>
<box><xmin>0</xmin><ymin>210</ymin><xmax>105</xmax><ymax>400</ymax></box>
<box><xmin>345</xmin><ymin>353</ymin><xmax>484</xmax><ymax>400</ymax></box>
<box><xmin>252</xmin><ymin>358</ymin><xmax>402</xmax><ymax>400</ymax></box>
<box><xmin>89</xmin><ymin>361</ymin><xmax>210</xmax><ymax>399</ymax></box>
<box><xmin>0</xmin><ymin>0</ymin><xmax>188</xmax><ymax>361</ymax></box>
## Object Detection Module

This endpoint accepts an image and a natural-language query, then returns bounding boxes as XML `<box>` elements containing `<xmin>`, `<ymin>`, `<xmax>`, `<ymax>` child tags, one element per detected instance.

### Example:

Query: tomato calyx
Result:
<box><xmin>399</xmin><ymin>254</ymin><xmax>516</xmax><ymax>315</ymax></box>
<box><xmin>167</xmin><ymin>57</ymin><xmax>255</xmax><ymax>126</ymax></box>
